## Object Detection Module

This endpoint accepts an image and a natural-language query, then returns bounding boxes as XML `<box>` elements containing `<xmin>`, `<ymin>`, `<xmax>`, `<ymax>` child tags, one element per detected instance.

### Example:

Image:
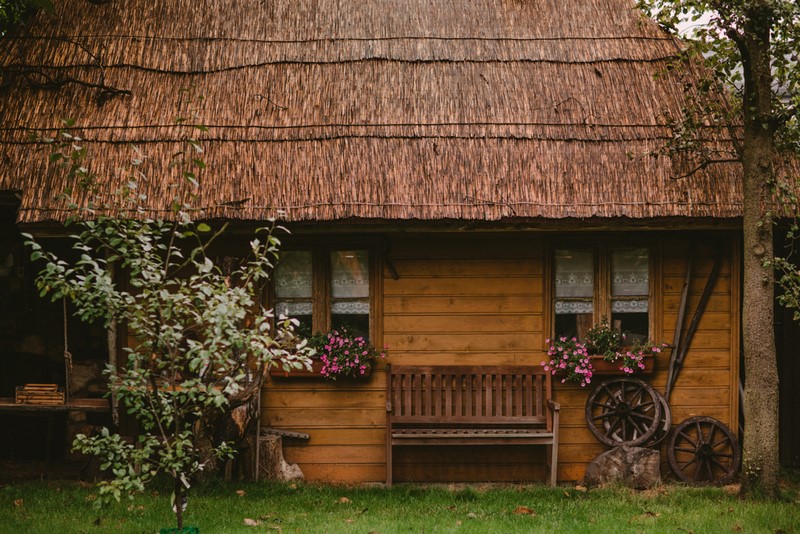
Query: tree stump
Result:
<box><xmin>583</xmin><ymin>446</ymin><xmax>661</xmax><ymax>489</ymax></box>
<box><xmin>245</xmin><ymin>435</ymin><xmax>304</xmax><ymax>482</ymax></box>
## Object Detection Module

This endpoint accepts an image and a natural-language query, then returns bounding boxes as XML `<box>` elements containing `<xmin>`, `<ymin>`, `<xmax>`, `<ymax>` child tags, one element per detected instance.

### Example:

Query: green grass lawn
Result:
<box><xmin>1</xmin><ymin>478</ymin><xmax>799</xmax><ymax>533</ymax></box>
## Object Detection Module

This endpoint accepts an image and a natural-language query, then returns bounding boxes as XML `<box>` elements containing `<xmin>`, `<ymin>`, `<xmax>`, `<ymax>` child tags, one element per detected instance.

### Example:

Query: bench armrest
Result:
<box><xmin>546</xmin><ymin>399</ymin><xmax>560</xmax><ymax>435</ymax></box>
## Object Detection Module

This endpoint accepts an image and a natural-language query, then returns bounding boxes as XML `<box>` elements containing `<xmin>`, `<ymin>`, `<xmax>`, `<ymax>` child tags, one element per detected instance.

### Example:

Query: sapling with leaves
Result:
<box><xmin>26</xmin><ymin>108</ymin><xmax>312</xmax><ymax>529</ymax></box>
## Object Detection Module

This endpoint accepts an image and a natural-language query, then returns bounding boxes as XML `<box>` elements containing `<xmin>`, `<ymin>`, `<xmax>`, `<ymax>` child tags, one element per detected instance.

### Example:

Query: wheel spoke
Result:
<box><xmin>674</xmin><ymin>446</ymin><xmax>699</xmax><ymax>454</ymax></box>
<box><xmin>593</xmin><ymin>412</ymin><xmax>618</xmax><ymax>421</ymax></box>
<box><xmin>630</xmin><ymin>412</ymin><xmax>655</xmax><ymax>423</ymax></box>
<box><xmin>592</xmin><ymin>400</ymin><xmax>616</xmax><ymax>411</ymax></box>
<box><xmin>693</xmin><ymin>460</ymin><xmax>705</xmax><ymax>481</ymax></box>
<box><xmin>703</xmin><ymin>459</ymin><xmax>715</xmax><ymax>481</ymax></box>
<box><xmin>627</xmin><ymin>416</ymin><xmax>647</xmax><ymax>436</ymax></box>
<box><xmin>695</xmin><ymin>421</ymin><xmax>704</xmax><ymax>442</ymax></box>
<box><xmin>679</xmin><ymin>456</ymin><xmax>698</xmax><ymax>470</ymax></box>
<box><xmin>678</xmin><ymin>430</ymin><xmax>699</xmax><ymax>448</ymax></box>
<box><xmin>606</xmin><ymin>416</ymin><xmax>623</xmax><ymax>436</ymax></box>
<box><xmin>710</xmin><ymin>457</ymin><xmax>732</xmax><ymax>474</ymax></box>
<box><xmin>711</xmin><ymin>436</ymin><xmax>732</xmax><ymax>449</ymax></box>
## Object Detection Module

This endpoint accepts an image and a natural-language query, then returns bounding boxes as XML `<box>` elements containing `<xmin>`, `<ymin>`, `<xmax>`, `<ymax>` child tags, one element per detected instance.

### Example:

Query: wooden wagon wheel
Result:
<box><xmin>667</xmin><ymin>416</ymin><xmax>741</xmax><ymax>485</ymax></box>
<box><xmin>641</xmin><ymin>389</ymin><xmax>672</xmax><ymax>447</ymax></box>
<box><xmin>585</xmin><ymin>378</ymin><xmax>662</xmax><ymax>447</ymax></box>
<box><xmin>605</xmin><ymin>388</ymin><xmax>672</xmax><ymax>447</ymax></box>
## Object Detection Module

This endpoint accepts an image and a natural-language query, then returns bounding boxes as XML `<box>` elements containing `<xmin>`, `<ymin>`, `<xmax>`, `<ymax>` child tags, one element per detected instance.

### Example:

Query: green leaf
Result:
<box><xmin>197</xmin><ymin>223</ymin><xmax>211</xmax><ymax>233</ymax></box>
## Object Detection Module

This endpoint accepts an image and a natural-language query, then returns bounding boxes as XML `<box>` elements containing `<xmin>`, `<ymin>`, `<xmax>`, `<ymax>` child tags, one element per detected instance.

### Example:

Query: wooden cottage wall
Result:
<box><xmin>261</xmin><ymin>231</ymin><xmax>739</xmax><ymax>483</ymax></box>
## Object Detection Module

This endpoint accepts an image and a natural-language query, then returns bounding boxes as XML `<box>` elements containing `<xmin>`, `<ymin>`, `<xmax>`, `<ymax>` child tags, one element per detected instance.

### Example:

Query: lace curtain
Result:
<box><xmin>331</xmin><ymin>250</ymin><xmax>370</xmax><ymax>314</ymax></box>
<box><xmin>611</xmin><ymin>248</ymin><xmax>649</xmax><ymax>313</ymax></box>
<box><xmin>275</xmin><ymin>251</ymin><xmax>312</xmax><ymax>299</ymax></box>
<box><xmin>555</xmin><ymin>249</ymin><xmax>593</xmax><ymax>315</ymax></box>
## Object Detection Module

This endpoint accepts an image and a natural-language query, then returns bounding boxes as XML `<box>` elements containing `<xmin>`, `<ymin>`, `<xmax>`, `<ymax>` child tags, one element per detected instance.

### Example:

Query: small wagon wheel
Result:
<box><xmin>667</xmin><ymin>416</ymin><xmax>741</xmax><ymax>485</ymax></box>
<box><xmin>585</xmin><ymin>378</ymin><xmax>662</xmax><ymax>447</ymax></box>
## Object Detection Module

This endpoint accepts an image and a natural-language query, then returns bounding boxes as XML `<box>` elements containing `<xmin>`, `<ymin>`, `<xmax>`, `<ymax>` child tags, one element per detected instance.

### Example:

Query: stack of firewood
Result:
<box><xmin>15</xmin><ymin>383</ymin><xmax>65</xmax><ymax>405</ymax></box>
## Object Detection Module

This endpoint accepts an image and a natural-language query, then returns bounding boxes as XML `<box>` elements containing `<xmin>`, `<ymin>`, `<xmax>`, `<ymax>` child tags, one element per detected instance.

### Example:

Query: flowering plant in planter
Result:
<box><xmin>614</xmin><ymin>340</ymin><xmax>667</xmax><ymax>374</ymax></box>
<box><xmin>584</xmin><ymin>318</ymin><xmax>624</xmax><ymax>359</ymax></box>
<box><xmin>584</xmin><ymin>317</ymin><xmax>667</xmax><ymax>375</ymax></box>
<box><xmin>542</xmin><ymin>336</ymin><xmax>593</xmax><ymax>387</ymax></box>
<box><xmin>310</xmin><ymin>329</ymin><xmax>387</xmax><ymax>380</ymax></box>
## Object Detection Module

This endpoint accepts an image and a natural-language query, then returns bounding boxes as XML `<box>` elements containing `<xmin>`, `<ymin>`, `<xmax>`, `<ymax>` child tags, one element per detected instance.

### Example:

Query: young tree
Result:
<box><xmin>638</xmin><ymin>1</ymin><xmax>799</xmax><ymax>497</ymax></box>
<box><xmin>27</xmin><ymin>118</ymin><xmax>312</xmax><ymax>528</ymax></box>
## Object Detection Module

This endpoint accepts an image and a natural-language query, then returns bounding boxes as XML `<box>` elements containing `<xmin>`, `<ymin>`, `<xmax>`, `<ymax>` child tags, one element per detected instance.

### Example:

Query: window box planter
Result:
<box><xmin>268</xmin><ymin>359</ymin><xmax>374</xmax><ymax>379</ymax></box>
<box><xmin>588</xmin><ymin>353</ymin><xmax>655</xmax><ymax>376</ymax></box>
<box><xmin>269</xmin><ymin>359</ymin><xmax>325</xmax><ymax>379</ymax></box>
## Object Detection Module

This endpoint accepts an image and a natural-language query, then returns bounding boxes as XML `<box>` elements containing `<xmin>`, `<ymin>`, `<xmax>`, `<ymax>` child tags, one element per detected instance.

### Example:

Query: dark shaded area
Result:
<box><xmin>776</xmin><ymin>228</ymin><xmax>800</xmax><ymax>467</ymax></box>
<box><xmin>0</xmin><ymin>197</ymin><xmax>111</xmax><ymax>470</ymax></box>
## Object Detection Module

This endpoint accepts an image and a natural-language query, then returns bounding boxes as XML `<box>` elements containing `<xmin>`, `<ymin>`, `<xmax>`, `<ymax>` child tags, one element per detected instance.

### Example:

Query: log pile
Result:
<box><xmin>14</xmin><ymin>383</ymin><xmax>64</xmax><ymax>405</ymax></box>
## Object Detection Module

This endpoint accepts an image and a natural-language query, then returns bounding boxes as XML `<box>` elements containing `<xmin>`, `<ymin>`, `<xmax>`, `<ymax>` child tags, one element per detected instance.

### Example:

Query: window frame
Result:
<box><xmin>269</xmin><ymin>239</ymin><xmax>383</xmax><ymax>342</ymax></box>
<box><xmin>546</xmin><ymin>240</ymin><xmax>660</xmax><ymax>342</ymax></box>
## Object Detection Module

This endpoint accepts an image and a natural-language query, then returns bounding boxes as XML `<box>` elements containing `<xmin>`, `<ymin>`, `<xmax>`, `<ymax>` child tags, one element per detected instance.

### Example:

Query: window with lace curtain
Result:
<box><xmin>553</xmin><ymin>246</ymin><xmax>650</xmax><ymax>342</ymax></box>
<box><xmin>273</xmin><ymin>249</ymin><xmax>372</xmax><ymax>340</ymax></box>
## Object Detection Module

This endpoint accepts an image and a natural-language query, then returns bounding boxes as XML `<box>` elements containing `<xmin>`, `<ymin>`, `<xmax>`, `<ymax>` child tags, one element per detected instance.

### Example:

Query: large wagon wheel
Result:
<box><xmin>668</xmin><ymin>416</ymin><xmax>741</xmax><ymax>485</ymax></box>
<box><xmin>585</xmin><ymin>378</ymin><xmax>662</xmax><ymax>447</ymax></box>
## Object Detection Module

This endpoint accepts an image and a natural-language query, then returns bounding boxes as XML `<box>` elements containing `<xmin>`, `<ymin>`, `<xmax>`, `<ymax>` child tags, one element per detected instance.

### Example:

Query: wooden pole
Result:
<box><xmin>665</xmin><ymin>247</ymin><xmax>692</xmax><ymax>401</ymax></box>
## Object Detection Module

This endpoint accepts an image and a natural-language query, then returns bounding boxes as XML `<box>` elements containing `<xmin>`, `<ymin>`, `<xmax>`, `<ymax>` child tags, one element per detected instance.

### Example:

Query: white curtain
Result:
<box><xmin>611</xmin><ymin>248</ymin><xmax>648</xmax><ymax>313</ymax></box>
<box><xmin>331</xmin><ymin>250</ymin><xmax>370</xmax><ymax>314</ymax></box>
<box><xmin>275</xmin><ymin>251</ymin><xmax>312</xmax><ymax>299</ymax></box>
<box><xmin>555</xmin><ymin>249</ymin><xmax>594</xmax><ymax>315</ymax></box>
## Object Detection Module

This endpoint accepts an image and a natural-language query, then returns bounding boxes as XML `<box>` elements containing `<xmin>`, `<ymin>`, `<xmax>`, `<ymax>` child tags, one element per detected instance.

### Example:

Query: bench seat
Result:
<box><xmin>386</xmin><ymin>365</ymin><xmax>560</xmax><ymax>486</ymax></box>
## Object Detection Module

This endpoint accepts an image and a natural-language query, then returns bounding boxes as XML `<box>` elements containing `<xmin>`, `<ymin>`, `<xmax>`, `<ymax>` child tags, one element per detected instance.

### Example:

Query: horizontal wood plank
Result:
<box><xmin>385</xmin><ymin>277</ymin><xmax>540</xmax><ymax>296</ymax></box>
<box><xmin>384</xmin><ymin>314</ymin><xmax>541</xmax><ymax>334</ymax></box>
<box><xmin>385</xmin><ymin>294</ymin><xmax>542</xmax><ymax>314</ymax></box>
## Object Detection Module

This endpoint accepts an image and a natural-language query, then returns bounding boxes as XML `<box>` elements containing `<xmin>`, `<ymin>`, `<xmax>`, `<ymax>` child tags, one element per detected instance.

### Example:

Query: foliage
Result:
<box><xmin>614</xmin><ymin>341</ymin><xmax>667</xmax><ymax>375</ymax></box>
<box><xmin>542</xmin><ymin>336</ymin><xmax>593</xmax><ymax>387</ymax></box>
<box><xmin>309</xmin><ymin>328</ymin><xmax>387</xmax><ymax>380</ymax></box>
<box><xmin>4</xmin><ymin>480</ymin><xmax>800</xmax><ymax>533</ymax></box>
<box><xmin>584</xmin><ymin>318</ymin><xmax>624</xmax><ymax>359</ymax></box>
<box><xmin>24</xmin><ymin>113</ymin><xmax>312</xmax><ymax>529</ymax></box>
<box><xmin>584</xmin><ymin>317</ymin><xmax>667</xmax><ymax>374</ymax></box>
<box><xmin>637</xmin><ymin>0</ymin><xmax>800</xmax><ymax>498</ymax></box>
<box><xmin>0</xmin><ymin>0</ymin><xmax>52</xmax><ymax>35</ymax></box>
<box><xmin>637</xmin><ymin>0</ymin><xmax>800</xmax><ymax>290</ymax></box>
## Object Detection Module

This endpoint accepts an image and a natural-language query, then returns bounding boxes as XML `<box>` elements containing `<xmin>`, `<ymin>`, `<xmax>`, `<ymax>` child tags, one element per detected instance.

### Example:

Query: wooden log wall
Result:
<box><xmin>261</xmin><ymin>231</ymin><xmax>740</xmax><ymax>483</ymax></box>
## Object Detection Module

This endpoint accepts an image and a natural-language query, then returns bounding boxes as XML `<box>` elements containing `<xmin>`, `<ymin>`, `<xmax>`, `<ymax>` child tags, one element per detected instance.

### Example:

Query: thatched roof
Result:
<box><xmin>0</xmin><ymin>0</ymin><xmax>743</xmax><ymax>224</ymax></box>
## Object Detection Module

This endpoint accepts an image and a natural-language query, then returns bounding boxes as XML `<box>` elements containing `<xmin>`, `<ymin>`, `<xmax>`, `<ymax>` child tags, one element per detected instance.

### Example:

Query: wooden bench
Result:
<box><xmin>386</xmin><ymin>364</ymin><xmax>560</xmax><ymax>486</ymax></box>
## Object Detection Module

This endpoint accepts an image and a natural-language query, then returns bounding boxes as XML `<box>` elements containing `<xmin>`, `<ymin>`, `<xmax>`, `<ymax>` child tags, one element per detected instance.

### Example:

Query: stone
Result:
<box><xmin>583</xmin><ymin>446</ymin><xmax>661</xmax><ymax>489</ymax></box>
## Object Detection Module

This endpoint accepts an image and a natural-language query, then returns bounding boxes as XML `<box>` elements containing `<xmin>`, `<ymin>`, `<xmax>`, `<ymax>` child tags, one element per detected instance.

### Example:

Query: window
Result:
<box><xmin>553</xmin><ymin>246</ymin><xmax>650</xmax><ymax>342</ymax></box>
<box><xmin>274</xmin><ymin>248</ymin><xmax>372</xmax><ymax>339</ymax></box>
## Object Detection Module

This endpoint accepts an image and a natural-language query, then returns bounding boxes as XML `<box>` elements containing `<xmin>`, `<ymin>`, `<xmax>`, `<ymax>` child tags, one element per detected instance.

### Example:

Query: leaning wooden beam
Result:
<box><xmin>665</xmin><ymin>251</ymin><xmax>723</xmax><ymax>400</ymax></box>
<box><xmin>665</xmin><ymin>246</ymin><xmax>693</xmax><ymax>401</ymax></box>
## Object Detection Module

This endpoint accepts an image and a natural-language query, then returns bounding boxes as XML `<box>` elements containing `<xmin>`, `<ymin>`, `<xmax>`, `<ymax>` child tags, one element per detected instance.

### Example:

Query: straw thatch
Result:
<box><xmin>0</xmin><ymin>0</ymin><xmax>743</xmax><ymax>224</ymax></box>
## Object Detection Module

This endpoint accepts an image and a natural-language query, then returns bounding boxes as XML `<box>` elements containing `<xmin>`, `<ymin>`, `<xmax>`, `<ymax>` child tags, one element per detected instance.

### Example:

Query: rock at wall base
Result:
<box><xmin>583</xmin><ymin>446</ymin><xmax>661</xmax><ymax>490</ymax></box>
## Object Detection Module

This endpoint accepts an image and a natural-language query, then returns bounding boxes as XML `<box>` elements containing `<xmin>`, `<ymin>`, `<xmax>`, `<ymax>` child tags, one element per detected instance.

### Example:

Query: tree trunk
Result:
<box><xmin>739</xmin><ymin>5</ymin><xmax>780</xmax><ymax>498</ymax></box>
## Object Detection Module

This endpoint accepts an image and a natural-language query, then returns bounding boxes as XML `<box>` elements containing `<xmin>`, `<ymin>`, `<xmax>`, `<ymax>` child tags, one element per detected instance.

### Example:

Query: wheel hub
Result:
<box><xmin>615</xmin><ymin>401</ymin><xmax>631</xmax><ymax>415</ymax></box>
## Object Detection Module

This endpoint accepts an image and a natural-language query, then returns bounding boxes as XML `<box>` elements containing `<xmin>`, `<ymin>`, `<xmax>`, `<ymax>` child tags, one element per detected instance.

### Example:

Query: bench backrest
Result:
<box><xmin>386</xmin><ymin>365</ymin><xmax>552</xmax><ymax>429</ymax></box>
